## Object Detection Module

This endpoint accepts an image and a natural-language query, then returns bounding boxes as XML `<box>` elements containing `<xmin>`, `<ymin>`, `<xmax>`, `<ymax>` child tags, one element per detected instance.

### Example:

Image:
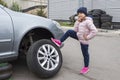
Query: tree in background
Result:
<box><xmin>37</xmin><ymin>0</ymin><xmax>47</xmax><ymax>17</ymax></box>
<box><xmin>10</xmin><ymin>2</ymin><xmax>21</xmax><ymax>12</ymax></box>
<box><xmin>37</xmin><ymin>8</ymin><xmax>47</xmax><ymax>18</ymax></box>
<box><xmin>0</xmin><ymin>0</ymin><xmax>8</xmax><ymax>7</ymax></box>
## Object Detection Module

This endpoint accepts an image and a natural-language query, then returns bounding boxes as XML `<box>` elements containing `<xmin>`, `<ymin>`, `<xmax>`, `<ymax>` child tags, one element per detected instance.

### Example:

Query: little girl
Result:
<box><xmin>51</xmin><ymin>7</ymin><xmax>98</xmax><ymax>74</ymax></box>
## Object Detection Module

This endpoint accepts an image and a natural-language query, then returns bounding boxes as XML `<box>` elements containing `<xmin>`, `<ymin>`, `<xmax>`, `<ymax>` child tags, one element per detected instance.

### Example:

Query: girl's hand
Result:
<box><xmin>77</xmin><ymin>18</ymin><xmax>82</xmax><ymax>22</ymax></box>
<box><xmin>83</xmin><ymin>34</ymin><xmax>88</xmax><ymax>41</ymax></box>
<box><xmin>77</xmin><ymin>19</ymin><xmax>81</xmax><ymax>22</ymax></box>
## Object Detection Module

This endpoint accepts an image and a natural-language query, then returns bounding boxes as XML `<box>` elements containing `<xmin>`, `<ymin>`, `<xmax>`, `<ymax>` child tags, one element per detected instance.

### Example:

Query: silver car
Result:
<box><xmin>0</xmin><ymin>5</ymin><xmax>64</xmax><ymax>78</ymax></box>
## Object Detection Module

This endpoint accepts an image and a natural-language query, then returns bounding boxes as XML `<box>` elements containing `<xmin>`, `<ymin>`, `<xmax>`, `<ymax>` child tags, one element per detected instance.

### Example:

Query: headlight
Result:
<box><xmin>52</xmin><ymin>21</ymin><xmax>61</xmax><ymax>29</ymax></box>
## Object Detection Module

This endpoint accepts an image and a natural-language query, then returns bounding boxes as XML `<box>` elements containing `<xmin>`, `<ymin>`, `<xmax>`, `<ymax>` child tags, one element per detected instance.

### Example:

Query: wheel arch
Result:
<box><xmin>16</xmin><ymin>26</ymin><xmax>55</xmax><ymax>57</ymax></box>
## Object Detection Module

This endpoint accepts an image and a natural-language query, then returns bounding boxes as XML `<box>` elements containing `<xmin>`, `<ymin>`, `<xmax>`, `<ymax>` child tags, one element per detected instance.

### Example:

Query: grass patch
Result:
<box><xmin>0</xmin><ymin>63</ymin><xmax>8</xmax><ymax>67</ymax></box>
<box><xmin>58</xmin><ymin>21</ymin><xmax>74</xmax><ymax>27</ymax></box>
<box><xmin>8</xmin><ymin>78</ymin><xmax>13</xmax><ymax>80</ymax></box>
<box><xmin>0</xmin><ymin>63</ymin><xmax>13</xmax><ymax>80</ymax></box>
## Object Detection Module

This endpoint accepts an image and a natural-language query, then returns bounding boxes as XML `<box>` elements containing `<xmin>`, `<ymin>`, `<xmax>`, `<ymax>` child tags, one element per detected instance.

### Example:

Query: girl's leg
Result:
<box><xmin>60</xmin><ymin>29</ymin><xmax>78</xmax><ymax>42</ymax></box>
<box><xmin>51</xmin><ymin>29</ymin><xmax>78</xmax><ymax>47</ymax></box>
<box><xmin>80</xmin><ymin>43</ymin><xmax>89</xmax><ymax>74</ymax></box>
<box><xmin>80</xmin><ymin>43</ymin><xmax>89</xmax><ymax>67</ymax></box>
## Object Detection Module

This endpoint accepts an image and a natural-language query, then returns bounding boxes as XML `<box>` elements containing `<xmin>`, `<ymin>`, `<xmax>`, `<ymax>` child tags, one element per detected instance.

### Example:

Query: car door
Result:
<box><xmin>0</xmin><ymin>7</ymin><xmax>13</xmax><ymax>54</ymax></box>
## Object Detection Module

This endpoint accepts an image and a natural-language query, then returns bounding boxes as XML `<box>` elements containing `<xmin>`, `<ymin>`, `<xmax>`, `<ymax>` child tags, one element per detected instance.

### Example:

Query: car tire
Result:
<box><xmin>101</xmin><ymin>14</ymin><xmax>112</xmax><ymax>23</ymax></box>
<box><xmin>112</xmin><ymin>25</ymin><xmax>120</xmax><ymax>29</ymax></box>
<box><xmin>0</xmin><ymin>63</ymin><xmax>12</xmax><ymax>80</ymax></box>
<box><xmin>101</xmin><ymin>22</ymin><xmax>112</xmax><ymax>29</ymax></box>
<box><xmin>101</xmin><ymin>17</ymin><xmax>112</xmax><ymax>23</ymax></box>
<box><xmin>27</xmin><ymin>39</ymin><xmax>62</xmax><ymax>78</ymax></box>
<box><xmin>94</xmin><ymin>22</ymin><xmax>100</xmax><ymax>28</ymax></box>
<box><xmin>92</xmin><ymin>9</ymin><xmax>102</xmax><ymax>16</ymax></box>
<box><xmin>88</xmin><ymin>11</ymin><xmax>93</xmax><ymax>15</ymax></box>
<box><xmin>0</xmin><ymin>71</ymin><xmax>12</xmax><ymax>80</ymax></box>
<box><xmin>0</xmin><ymin>63</ymin><xmax>12</xmax><ymax>72</ymax></box>
<box><xmin>92</xmin><ymin>16</ymin><xmax>101</xmax><ymax>28</ymax></box>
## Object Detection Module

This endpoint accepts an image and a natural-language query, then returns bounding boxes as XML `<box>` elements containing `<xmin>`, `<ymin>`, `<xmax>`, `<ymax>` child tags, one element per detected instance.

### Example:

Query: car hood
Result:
<box><xmin>8</xmin><ymin>9</ymin><xmax>51</xmax><ymax>23</ymax></box>
<box><xmin>3</xmin><ymin>6</ymin><xmax>54</xmax><ymax>28</ymax></box>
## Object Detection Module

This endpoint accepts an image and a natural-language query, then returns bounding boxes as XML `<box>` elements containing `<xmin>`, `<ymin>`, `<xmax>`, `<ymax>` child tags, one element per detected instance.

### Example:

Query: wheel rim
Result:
<box><xmin>37</xmin><ymin>44</ymin><xmax>59</xmax><ymax>71</ymax></box>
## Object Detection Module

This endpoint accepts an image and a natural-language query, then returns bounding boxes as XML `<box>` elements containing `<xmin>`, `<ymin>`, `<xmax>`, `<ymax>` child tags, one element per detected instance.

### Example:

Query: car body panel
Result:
<box><xmin>0</xmin><ymin>7</ymin><xmax>14</xmax><ymax>54</ymax></box>
<box><xmin>0</xmin><ymin>5</ymin><xmax>64</xmax><ymax>62</ymax></box>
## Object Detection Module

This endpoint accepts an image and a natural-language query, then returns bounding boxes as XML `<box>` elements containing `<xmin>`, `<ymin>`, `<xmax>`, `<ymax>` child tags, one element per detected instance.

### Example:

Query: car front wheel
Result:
<box><xmin>27</xmin><ymin>39</ymin><xmax>62</xmax><ymax>78</ymax></box>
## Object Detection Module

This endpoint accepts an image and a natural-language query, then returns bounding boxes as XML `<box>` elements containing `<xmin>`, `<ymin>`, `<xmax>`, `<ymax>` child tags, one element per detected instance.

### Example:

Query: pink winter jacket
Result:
<box><xmin>74</xmin><ymin>17</ymin><xmax>98</xmax><ymax>44</ymax></box>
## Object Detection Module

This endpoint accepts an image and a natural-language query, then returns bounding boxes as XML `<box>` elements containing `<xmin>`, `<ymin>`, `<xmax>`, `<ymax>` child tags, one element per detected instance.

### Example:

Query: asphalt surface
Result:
<box><xmin>11</xmin><ymin>28</ymin><xmax>120</xmax><ymax>80</ymax></box>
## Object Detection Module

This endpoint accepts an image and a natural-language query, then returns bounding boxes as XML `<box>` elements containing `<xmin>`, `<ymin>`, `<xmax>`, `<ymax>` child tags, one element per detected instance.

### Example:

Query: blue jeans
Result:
<box><xmin>60</xmin><ymin>30</ymin><xmax>89</xmax><ymax>67</ymax></box>
<box><xmin>60</xmin><ymin>30</ymin><xmax>78</xmax><ymax>42</ymax></box>
<box><xmin>80</xmin><ymin>43</ymin><xmax>89</xmax><ymax>67</ymax></box>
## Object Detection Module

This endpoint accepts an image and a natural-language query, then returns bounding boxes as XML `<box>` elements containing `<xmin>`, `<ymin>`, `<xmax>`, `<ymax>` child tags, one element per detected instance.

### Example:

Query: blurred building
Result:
<box><xmin>48</xmin><ymin>0</ymin><xmax>120</xmax><ymax>22</ymax></box>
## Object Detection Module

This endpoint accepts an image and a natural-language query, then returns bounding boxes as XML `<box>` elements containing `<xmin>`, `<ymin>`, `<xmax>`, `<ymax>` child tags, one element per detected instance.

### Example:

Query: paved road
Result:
<box><xmin>11</xmin><ymin>28</ymin><xmax>120</xmax><ymax>80</ymax></box>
